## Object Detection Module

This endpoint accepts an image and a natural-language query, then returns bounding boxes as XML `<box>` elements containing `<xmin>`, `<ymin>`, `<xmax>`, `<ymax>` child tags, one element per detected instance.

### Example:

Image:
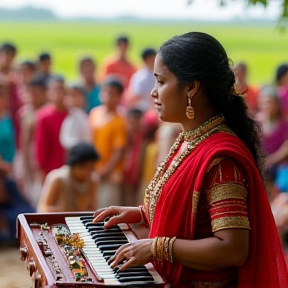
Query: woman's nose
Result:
<box><xmin>150</xmin><ymin>87</ymin><xmax>158</xmax><ymax>99</ymax></box>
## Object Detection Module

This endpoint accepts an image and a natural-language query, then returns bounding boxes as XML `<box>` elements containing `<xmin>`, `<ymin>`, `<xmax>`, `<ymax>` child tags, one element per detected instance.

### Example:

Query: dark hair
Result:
<box><xmin>67</xmin><ymin>143</ymin><xmax>100</xmax><ymax>167</ymax></box>
<box><xmin>127</xmin><ymin>108</ymin><xmax>143</xmax><ymax>118</ymax></box>
<box><xmin>79</xmin><ymin>56</ymin><xmax>95</xmax><ymax>65</ymax></box>
<box><xmin>47</xmin><ymin>75</ymin><xmax>65</xmax><ymax>87</ymax></box>
<box><xmin>275</xmin><ymin>63</ymin><xmax>288</xmax><ymax>84</ymax></box>
<box><xmin>158</xmin><ymin>32</ymin><xmax>265</xmax><ymax>175</ymax></box>
<box><xmin>20</xmin><ymin>60</ymin><xmax>36</xmax><ymax>71</ymax></box>
<box><xmin>0</xmin><ymin>43</ymin><xmax>17</xmax><ymax>55</ymax></box>
<box><xmin>27</xmin><ymin>77</ymin><xmax>47</xmax><ymax>89</ymax></box>
<box><xmin>141</xmin><ymin>48</ymin><xmax>157</xmax><ymax>61</ymax></box>
<box><xmin>69</xmin><ymin>84</ymin><xmax>86</xmax><ymax>96</ymax></box>
<box><xmin>116</xmin><ymin>35</ymin><xmax>129</xmax><ymax>45</ymax></box>
<box><xmin>103</xmin><ymin>76</ymin><xmax>124</xmax><ymax>95</ymax></box>
<box><xmin>39</xmin><ymin>52</ymin><xmax>51</xmax><ymax>62</ymax></box>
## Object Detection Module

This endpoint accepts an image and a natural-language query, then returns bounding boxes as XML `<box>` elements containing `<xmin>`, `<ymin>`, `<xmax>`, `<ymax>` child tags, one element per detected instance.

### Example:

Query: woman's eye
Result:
<box><xmin>157</xmin><ymin>80</ymin><xmax>164</xmax><ymax>85</ymax></box>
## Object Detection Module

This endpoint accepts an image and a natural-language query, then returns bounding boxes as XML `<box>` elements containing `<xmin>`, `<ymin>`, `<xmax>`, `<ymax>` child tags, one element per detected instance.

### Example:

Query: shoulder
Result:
<box><xmin>45</xmin><ymin>166</ymin><xmax>67</xmax><ymax>184</ymax></box>
<box><xmin>204</xmin><ymin>156</ymin><xmax>248</xmax><ymax>191</ymax></box>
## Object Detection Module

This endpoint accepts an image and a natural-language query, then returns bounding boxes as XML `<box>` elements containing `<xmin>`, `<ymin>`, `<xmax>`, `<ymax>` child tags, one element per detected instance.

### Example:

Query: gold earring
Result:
<box><xmin>186</xmin><ymin>94</ymin><xmax>194</xmax><ymax>120</ymax></box>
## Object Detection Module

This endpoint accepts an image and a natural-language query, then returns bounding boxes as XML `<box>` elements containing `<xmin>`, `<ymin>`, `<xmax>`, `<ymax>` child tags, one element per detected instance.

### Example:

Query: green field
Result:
<box><xmin>0</xmin><ymin>21</ymin><xmax>287</xmax><ymax>85</ymax></box>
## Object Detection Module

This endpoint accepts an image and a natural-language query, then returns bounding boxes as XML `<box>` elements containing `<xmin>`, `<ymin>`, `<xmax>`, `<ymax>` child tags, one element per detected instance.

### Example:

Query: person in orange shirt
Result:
<box><xmin>234</xmin><ymin>62</ymin><xmax>259</xmax><ymax>114</ymax></box>
<box><xmin>101</xmin><ymin>35</ymin><xmax>136</xmax><ymax>91</ymax></box>
<box><xmin>89</xmin><ymin>76</ymin><xmax>127</xmax><ymax>208</ymax></box>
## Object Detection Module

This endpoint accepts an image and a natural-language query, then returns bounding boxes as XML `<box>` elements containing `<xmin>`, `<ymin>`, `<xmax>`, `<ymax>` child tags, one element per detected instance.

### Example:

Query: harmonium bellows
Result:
<box><xmin>17</xmin><ymin>212</ymin><xmax>166</xmax><ymax>288</ymax></box>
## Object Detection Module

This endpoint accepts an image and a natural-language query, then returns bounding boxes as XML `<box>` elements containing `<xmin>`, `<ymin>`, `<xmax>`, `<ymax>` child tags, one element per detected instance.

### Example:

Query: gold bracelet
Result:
<box><xmin>151</xmin><ymin>237</ymin><xmax>158</xmax><ymax>261</ymax></box>
<box><xmin>163</xmin><ymin>237</ymin><xmax>170</xmax><ymax>261</ymax></box>
<box><xmin>169</xmin><ymin>236</ymin><xmax>176</xmax><ymax>263</ymax></box>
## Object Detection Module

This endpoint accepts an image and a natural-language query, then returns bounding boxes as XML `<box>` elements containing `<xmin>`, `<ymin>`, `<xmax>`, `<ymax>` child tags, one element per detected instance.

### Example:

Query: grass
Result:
<box><xmin>0</xmin><ymin>21</ymin><xmax>287</xmax><ymax>85</ymax></box>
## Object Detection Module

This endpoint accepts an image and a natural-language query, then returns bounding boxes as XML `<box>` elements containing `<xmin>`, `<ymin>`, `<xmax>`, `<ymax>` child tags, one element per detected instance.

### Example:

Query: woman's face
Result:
<box><xmin>151</xmin><ymin>55</ymin><xmax>187</xmax><ymax>123</ymax></box>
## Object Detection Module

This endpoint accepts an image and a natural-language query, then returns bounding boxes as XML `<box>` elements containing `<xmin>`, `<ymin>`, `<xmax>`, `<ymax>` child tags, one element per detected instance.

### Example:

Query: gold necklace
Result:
<box><xmin>144</xmin><ymin>114</ymin><xmax>227</xmax><ymax>224</ymax></box>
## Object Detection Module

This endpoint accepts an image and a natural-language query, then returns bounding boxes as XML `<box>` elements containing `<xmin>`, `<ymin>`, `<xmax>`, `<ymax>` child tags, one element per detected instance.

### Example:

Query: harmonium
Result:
<box><xmin>17</xmin><ymin>212</ymin><xmax>167</xmax><ymax>288</ymax></box>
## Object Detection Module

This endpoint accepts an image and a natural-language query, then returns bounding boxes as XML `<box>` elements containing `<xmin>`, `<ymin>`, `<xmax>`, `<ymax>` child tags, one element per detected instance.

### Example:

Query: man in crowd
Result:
<box><xmin>101</xmin><ymin>35</ymin><xmax>136</xmax><ymax>91</ymax></box>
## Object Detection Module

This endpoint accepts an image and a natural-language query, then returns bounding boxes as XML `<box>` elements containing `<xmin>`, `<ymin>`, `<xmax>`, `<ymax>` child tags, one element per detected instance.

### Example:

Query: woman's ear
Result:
<box><xmin>188</xmin><ymin>81</ymin><xmax>200</xmax><ymax>97</ymax></box>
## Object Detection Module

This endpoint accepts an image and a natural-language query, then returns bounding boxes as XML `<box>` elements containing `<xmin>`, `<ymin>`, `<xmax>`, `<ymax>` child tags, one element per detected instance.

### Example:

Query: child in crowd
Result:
<box><xmin>60</xmin><ymin>84</ymin><xmax>91</xmax><ymax>151</ymax></box>
<box><xmin>34</xmin><ymin>76</ymin><xmax>68</xmax><ymax>181</ymax></box>
<box><xmin>89</xmin><ymin>76</ymin><xmax>127</xmax><ymax>208</ymax></box>
<box><xmin>37</xmin><ymin>143</ymin><xmax>99</xmax><ymax>212</ymax></box>
<box><xmin>79</xmin><ymin>57</ymin><xmax>101</xmax><ymax>113</ymax></box>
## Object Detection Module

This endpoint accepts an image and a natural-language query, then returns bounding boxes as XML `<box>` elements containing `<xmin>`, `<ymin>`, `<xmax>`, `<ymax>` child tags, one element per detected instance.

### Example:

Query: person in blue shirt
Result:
<box><xmin>78</xmin><ymin>57</ymin><xmax>101</xmax><ymax>113</ymax></box>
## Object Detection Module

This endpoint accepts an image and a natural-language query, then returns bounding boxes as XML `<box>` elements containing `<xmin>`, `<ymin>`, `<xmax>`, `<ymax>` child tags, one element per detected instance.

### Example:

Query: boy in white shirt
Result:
<box><xmin>60</xmin><ymin>85</ymin><xmax>91</xmax><ymax>150</ymax></box>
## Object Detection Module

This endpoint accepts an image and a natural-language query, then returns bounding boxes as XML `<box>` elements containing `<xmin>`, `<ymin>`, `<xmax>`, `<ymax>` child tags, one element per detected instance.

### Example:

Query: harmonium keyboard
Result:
<box><xmin>17</xmin><ymin>212</ymin><xmax>167</xmax><ymax>288</ymax></box>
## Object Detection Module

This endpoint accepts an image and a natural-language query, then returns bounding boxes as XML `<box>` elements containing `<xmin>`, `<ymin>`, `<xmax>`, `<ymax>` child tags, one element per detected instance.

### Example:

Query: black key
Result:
<box><xmin>80</xmin><ymin>216</ymin><xmax>94</xmax><ymax>221</ymax></box>
<box><xmin>96</xmin><ymin>239</ymin><xmax>128</xmax><ymax>246</ymax></box>
<box><xmin>117</xmin><ymin>271</ymin><xmax>152</xmax><ymax>277</ymax></box>
<box><xmin>98</xmin><ymin>244</ymin><xmax>123</xmax><ymax>251</ymax></box>
<box><xmin>88</xmin><ymin>226</ymin><xmax>120</xmax><ymax>232</ymax></box>
<box><xmin>91</xmin><ymin>232</ymin><xmax>125</xmax><ymax>238</ymax></box>
<box><xmin>114</xmin><ymin>266</ymin><xmax>149</xmax><ymax>273</ymax></box>
<box><xmin>118</xmin><ymin>276</ymin><xmax>154</xmax><ymax>283</ymax></box>
<box><xmin>85</xmin><ymin>222</ymin><xmax>105</xmax><ymax>229</ymax></box>
<box><xmin>103</xmin><ymin>251</ymin><xmax>117</xmax><ymax>257</ymax></box>
<box><xmin>92</xmin><ymin>234</ymin><xmax>127</xmax><ymax>241</ymax></box>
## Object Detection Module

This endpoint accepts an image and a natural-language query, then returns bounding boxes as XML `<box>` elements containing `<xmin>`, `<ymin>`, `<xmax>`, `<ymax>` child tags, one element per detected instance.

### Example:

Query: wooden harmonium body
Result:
<box><xmin>17</xmin><ymin>212</ymin><xmax>166</xmax><ymax>288</ymax></box>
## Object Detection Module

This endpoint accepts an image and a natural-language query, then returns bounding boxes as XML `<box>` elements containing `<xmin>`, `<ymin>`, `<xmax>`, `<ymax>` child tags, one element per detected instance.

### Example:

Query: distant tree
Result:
<box><xmin>0</xmin><ymin>6</ymin><xmax>56</xmax><ymax>21</ymax></box>
<box><xmin>188</xmin><ymin>0</ymin><xmax>288</xmax><ymax>27</ymax></box>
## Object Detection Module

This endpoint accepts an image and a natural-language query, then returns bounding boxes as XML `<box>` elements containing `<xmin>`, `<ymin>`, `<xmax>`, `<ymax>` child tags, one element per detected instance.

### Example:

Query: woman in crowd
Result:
<box><xmin>37</xmin><ymin>142</ymin><xmax>99</xmax><ymax>212</ymax></box>
<box><xmin>93</xmin><ymin>32</ymin><xmax>288</xmax><ymax>288</ymax></box>
<box><xmin>257</xmin><ymin>86</ymin><xmax>288</xmax><ymax>194</ymax></box>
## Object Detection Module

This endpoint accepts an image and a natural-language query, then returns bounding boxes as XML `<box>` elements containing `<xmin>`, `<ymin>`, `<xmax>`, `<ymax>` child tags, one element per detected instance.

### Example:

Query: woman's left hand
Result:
<box><xmin>109</xmin><ymin>239</ymin><xmax>153</xmax><ymax>270</ymax></box>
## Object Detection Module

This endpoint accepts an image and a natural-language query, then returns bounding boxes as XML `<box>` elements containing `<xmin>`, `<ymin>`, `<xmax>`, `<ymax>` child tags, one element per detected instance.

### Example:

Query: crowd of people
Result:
<box><xmin>0</xmin><ymin>34</ymin><xmax>288</xmax><ymax>249</ymax></box>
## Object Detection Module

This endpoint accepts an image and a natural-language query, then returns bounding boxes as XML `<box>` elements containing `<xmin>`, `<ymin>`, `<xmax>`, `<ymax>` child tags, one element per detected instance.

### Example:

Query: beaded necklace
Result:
<box><xmin>144</xmin><ymin>114</ymin><xmax>227</xmax><ymax>224</ymax></box>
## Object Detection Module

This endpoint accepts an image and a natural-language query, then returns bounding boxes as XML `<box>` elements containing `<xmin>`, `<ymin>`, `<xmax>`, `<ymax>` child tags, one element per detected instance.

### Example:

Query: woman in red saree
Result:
<box><xmin>93</xmin><ymin>32</ymin><xmax>288</xmax><ymax>288</ymax></box>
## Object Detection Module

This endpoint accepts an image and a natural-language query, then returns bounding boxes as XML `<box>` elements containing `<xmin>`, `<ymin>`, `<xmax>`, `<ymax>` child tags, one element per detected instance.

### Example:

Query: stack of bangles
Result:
<box><xmin>151</xmin><ymin>236</ymin><xmax>176</xmax><ymax>263</ymax></box>
<box><xmin>138</xmin><ymin>205</ymin><xmax>150</xmax><ymax>228</ymax></box>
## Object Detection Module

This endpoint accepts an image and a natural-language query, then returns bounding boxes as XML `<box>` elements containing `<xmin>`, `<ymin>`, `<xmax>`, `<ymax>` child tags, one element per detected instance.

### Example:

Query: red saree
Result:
<box><xmin>147</xmin><ymin>131</ymin><xmax>288</xmax><ymax>288</ymax></box>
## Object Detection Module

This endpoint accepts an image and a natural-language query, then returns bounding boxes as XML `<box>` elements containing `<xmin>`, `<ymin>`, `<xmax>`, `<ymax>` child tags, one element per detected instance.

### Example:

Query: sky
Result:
<box><xmin>0</xmin><ymin>0</ymin><xmax>281</xmax><ymax>20</ymax></box>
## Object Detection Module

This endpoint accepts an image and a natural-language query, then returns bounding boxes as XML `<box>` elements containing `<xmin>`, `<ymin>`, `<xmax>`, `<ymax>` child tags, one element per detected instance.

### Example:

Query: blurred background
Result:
<box><xmin>1</xmin><ymin>0</ymin><xmax>288</xmax><ymax>287</ymax></box>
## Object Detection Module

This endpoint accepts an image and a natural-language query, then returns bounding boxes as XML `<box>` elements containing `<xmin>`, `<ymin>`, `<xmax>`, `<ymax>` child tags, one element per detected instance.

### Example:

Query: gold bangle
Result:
<box><xmin>169</xmin><ymin>236</ymin><xmax>176</xmax><ymax>263</ymax></box>
<box><xmin>151</xmin><ymin>237</ymin><xmax>158</xmax><ymax>261</ymax></box>
<box><xmin>163</xmin><ymin>237</ymin><xmax>170</xmax><ymax>261</ymax></box>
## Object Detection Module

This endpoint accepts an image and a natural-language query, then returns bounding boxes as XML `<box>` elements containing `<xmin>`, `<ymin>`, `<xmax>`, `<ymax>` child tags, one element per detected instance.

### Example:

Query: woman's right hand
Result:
<box><xmin>93</xmin><ymin>206</ymin><xmax>141</xmax><ymax>229</ymax></box>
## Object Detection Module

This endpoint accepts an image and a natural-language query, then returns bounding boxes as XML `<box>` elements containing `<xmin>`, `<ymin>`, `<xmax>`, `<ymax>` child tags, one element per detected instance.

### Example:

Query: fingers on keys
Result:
<box><xmin>93</xmin><ymin>206</ymin><xmax>118</xmax><ymax>223</ymax></box>
<box><xmin>109</xmin><ymin>244</ymin><xmax>129</xmax><ymax>268</ymax></box>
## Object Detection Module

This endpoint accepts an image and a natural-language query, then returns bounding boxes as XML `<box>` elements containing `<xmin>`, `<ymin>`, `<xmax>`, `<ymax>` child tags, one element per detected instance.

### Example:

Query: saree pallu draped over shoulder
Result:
<box><xmin>144</xmin><ymin>129</ymin><xmax>288</xmax><ymax>288</ymax></box>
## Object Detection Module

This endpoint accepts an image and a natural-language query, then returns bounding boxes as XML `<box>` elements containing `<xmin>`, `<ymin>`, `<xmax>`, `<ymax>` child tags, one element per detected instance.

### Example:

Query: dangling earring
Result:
<box><xmin>186</xmin><ymin>93</ymin><xmax>194</xmax><ymax>120</ymax></box>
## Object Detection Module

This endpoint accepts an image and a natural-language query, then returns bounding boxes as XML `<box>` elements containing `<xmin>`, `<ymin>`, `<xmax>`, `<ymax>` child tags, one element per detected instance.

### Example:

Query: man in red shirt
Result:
<box><xmin>34</xmin><ymin>76</ymin><xmax>68</xmax><ymax>181</ymax></box>
<box><xmin>101</xmin><ymin>35</ymin><xmax>136</xmax><ymax>91</ymax></box>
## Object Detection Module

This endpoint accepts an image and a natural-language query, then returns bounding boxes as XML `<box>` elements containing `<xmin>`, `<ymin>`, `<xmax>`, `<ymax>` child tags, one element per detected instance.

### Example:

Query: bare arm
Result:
<box><xmin>267</xmin><ymin>140</ymin><xmax>288</xmax><ymax>167</ymax></box>
<box><xmin>110</xmin><ymin>228</ymin><xmax>249</xmax><ymax>271</ymax></box>
<box><xmin>173</xmin><ymin>229</ymin><xmax>249</xmax><ymax>270</ymax></box>
<box><xmin>99</xmin><ymin>148</ymin><xmax>123</xmax><ymax>178</ymax></box>
<box><xmin>37</xmin><ymin>176</ymin><xmax>63</xmax><ymax>212</ymax></box>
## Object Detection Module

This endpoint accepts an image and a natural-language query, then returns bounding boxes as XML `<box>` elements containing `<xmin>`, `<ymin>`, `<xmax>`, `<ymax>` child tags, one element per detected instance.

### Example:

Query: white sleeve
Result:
<box><xmin>59</xmin><ymin>115</ymin><xmax>80</xmax><ymax>149</ymax></box>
